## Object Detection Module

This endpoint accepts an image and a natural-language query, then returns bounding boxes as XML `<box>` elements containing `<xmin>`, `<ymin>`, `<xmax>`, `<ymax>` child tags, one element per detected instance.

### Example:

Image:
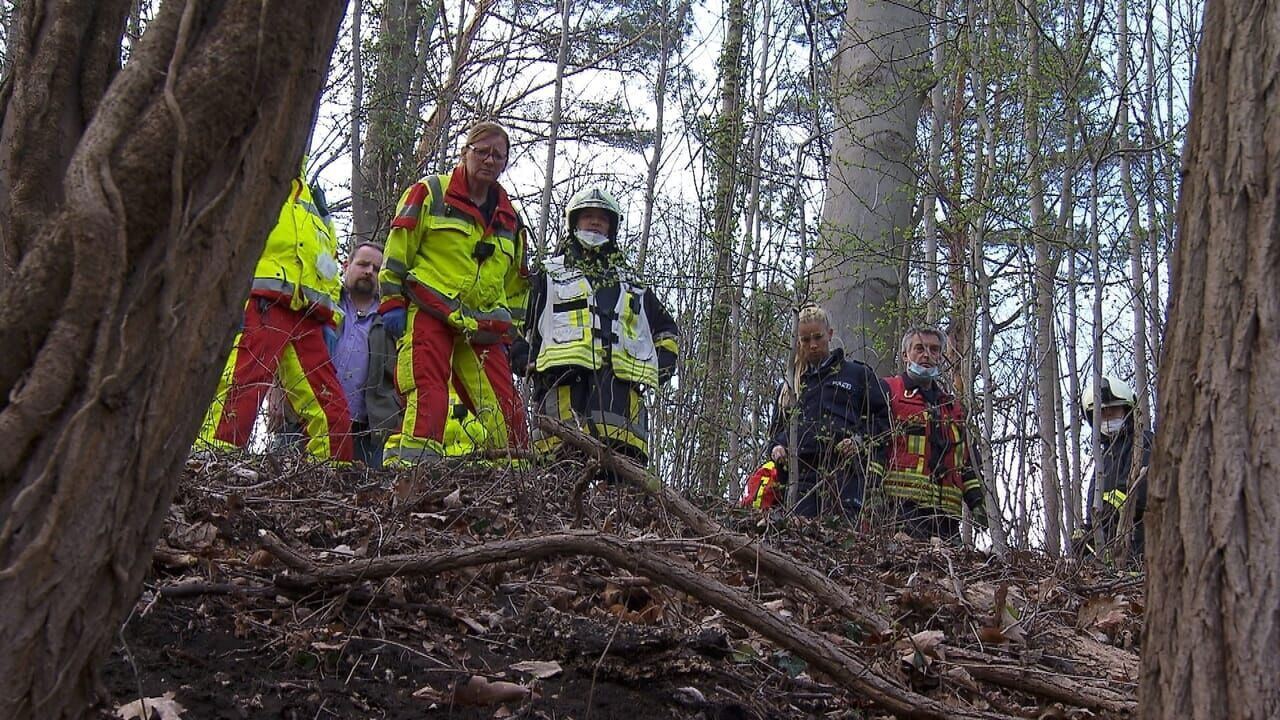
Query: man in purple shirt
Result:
<box><xmin>332</xmin><ymin>242</ymin><xmax>384</xmax><ymax>466</ymax></box>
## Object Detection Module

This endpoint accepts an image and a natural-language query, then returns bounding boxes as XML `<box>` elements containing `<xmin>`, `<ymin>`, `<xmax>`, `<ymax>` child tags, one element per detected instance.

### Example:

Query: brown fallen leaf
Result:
<box><xmin>168</xmin><ymin>522</ymin><xmax>217</xmax><ymax>552</ymax></box>
<box><xmin>976</xmin><ymin>625</ymin><xmax>1008</xmax><ymax>645</ymax></box>
<box><xmin>246</xmin><ymin>549</ymin><xmax>275</xmax><ymax>568</ymax></box>
<box><xmin>895</xmin><ymin>629</ymin><xmax>945</xmax><ymax>657</ymax></box>
<box><xmin>451</xmin><ymin>675</ymin><xmax>537</xmax><ymax>706</ymax></box>
<box><xmin>1077</xmin><ymin>595</ymin><xmax>1126</xmax><ymax>630</ymax></box>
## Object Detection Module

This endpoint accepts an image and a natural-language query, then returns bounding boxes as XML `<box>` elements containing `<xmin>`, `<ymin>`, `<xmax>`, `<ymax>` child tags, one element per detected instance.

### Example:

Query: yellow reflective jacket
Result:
<box><xmin>251</xmin><ymin>172</ymin><xmax>343</xmax><ymax>326</ymax></box>
<box><xmin>379</xmin><ymin>166</ymin><xmax>529</xmax><ymax>342</ymax></box>
<box><xmin>533</xmin><ymin>255</ymin><xmax>661</xmax><ymax>387</ymax></box>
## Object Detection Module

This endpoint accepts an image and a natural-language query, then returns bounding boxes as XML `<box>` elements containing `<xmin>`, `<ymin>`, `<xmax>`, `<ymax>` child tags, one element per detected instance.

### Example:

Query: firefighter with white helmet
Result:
<box><xmin>1077</xmin><ymin>375</ymin><xmax>1152</xmax><ymax>560</ymax></box>
<box><xmin>511</xmin><ymin>185</ymin><xmax>680</xmax><ymax>466</ymax></box>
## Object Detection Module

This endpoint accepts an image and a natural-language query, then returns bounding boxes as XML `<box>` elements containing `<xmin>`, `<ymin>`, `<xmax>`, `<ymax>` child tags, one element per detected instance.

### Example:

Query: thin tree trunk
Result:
<box><xmin>1140</xmin><ymin>0</ymin><xmax>1280</xmax><ymax>712</ymax></box>
<box><xmin>350</xmin><ymin>0</ymin><xmax>364</xmax><ymax>245</ymax></box>
<box><xmin>535</xmin><ymin>0</ymin><xmax>572</xmax><ymax>255</ymax></box>
<box><xmin>1118</xmin><ymin>0</ymin><xmax>1152</xmax><ymax>437</ymax></box>
<box><xmin>922</xmin><ymin>0</ymin><xmax>945</xmax><ymax>321</ymax></box>
<box><xmin>968</xmin><ymin>0</ymin><xmax>1006</xmax><ymax>554</ymax></box>
<box><xmin>1024</xmin><ymin>0</ymin><xmax>1063</xmax><ymax>555</ymax></box>
<box><xmin>353</xmin><ymin>0</ymin><xmax>425</xmax><ymax>241</ymax></box>
<box><xmin>727</xmin><ymin>0</ymin><xmax>771</xmax><ymax>498</ymax></box>
<box><xmin>0</xmin><ymin>2</ymin><xmax>346</xmax><ymax>716</ymax></box>
<box><xmin>692</xmin><ymin>0</ymin><xmax>746</xmax><ymax>490</ymax></box>
<box><xmin>1141</xmin><ymin>0</ymin><xmax>1163</xmax><ymax>369</ymax></box>
<box><xmin>1087</xmin><ymin>160</ymin><xmax>1105</xmax><ymax>550</ymax></box>
<box><xmin>637</xmin><ymin>1</ymin><xmax>687</xmax><ymax>268</ymax></box>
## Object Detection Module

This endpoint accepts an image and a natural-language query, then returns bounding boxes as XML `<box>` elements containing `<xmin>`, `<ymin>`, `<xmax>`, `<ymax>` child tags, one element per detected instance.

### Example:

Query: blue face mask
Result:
<box><xmin>906</xmin><ymin>362</ymin><xmax>941</xmax><ymax>381</ymax></box>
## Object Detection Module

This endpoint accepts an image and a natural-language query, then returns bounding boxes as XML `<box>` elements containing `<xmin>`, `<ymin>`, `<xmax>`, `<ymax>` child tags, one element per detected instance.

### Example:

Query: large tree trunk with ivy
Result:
<box><xmin>0</xmin><ymin>1</ymin><xmax>345</xmax><ymax>717</ymax></box>
<box><xmin>812</xmin><ymin>0</ymin><xmax>928</xmax><ymax>374</ymax></box>
<box><xmin>1139</xmin><ymin>0</ymin><xmax>1279</xmax><ymax>715</ymax></box>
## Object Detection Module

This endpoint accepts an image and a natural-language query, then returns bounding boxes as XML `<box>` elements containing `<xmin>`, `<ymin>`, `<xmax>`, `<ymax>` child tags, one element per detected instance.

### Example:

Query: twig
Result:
<box><xmin>539</xmin><ymin>417</ymin><xmax>892</xmax><ymax>635</ymax></box>
<box><xmin>258</xmin><ymin>528</ymin><xmax>1011</xmax><ymax>719</ymax></box>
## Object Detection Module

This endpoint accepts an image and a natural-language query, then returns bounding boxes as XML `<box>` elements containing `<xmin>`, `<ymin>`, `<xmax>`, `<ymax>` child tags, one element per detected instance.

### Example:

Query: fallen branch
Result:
<box><xmin>258</xmin><ymin>529</ymin><xmax>1011</xmax><ymax>720</ymax></box>
<box><xmin>538</xmin><ymin>417</ymin><xmax>892</xmax><ymax>636</ymax></box>
<box><xmin>946</xmin><ymin>647</ymin><xmax>1137</xmax><ymax>714</ymax></box>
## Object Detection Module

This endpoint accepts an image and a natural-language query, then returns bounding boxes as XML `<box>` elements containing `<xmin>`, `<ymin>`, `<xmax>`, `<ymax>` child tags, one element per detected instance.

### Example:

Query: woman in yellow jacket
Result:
<box><xmin>198</xmin><ymin>168</ymin><xmax>352</xmax><ymax>462</ymax></box>
<box><xmin>378</xmin><ymin>122</ymin><xmax>529</xmax><ymax>465</ymax></box>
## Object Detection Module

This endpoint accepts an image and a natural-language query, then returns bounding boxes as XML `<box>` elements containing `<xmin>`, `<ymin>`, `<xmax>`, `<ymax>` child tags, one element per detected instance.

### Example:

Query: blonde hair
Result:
<box><xmin>779</xmin><ymin>305</ymin><xmax>831</xmax><ymax>409</ymax></box>
<box><xmin>462</xmin><ymin>122</ymin><xmax>510</xmax><ymax>157</ymax></box>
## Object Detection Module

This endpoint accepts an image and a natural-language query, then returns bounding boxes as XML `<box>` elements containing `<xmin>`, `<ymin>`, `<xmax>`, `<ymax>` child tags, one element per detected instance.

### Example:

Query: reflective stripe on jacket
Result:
<box><xmin>251</xmin><ymin>172</ymin><xmax>342</xmax><ymax>325</ymax></box>
<box><xmin>533</xmin><ymin>256</ymin><xmax>660</xmax><ymax>386</ymax></box>
<box><xmin>379</xmin><ymin>167</ymin><xmax>529</xmax><ymax>342</ymax></box>
<box><xmin>882</xmin><ymin>374</ymin><xmax>979</xmax><ymax>516</ymax></box>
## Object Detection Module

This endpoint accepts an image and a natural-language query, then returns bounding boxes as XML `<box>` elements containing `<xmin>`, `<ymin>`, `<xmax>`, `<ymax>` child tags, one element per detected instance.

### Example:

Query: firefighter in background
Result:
<box><xmin>768</xmin><ymin>305</ymin><xmax>890</xmax><ymax>519</ymax></box>
<box><xmin>511</xmin><ymin>187</ymin><xmax>680</xmax><ymax>465</ymax></box>
<box><xmin>1079</xmin><ymin>375</ymin><xmax>1152</xmax><ymax>559</ymax></box>
<box><xmin>197</xmin><ymin>165</ymin><xmax>352</xmax><ymax>462</ymax></box>
<box><xmin>378</xmin><ymin>122</ymin><xmax>531</xmax><ymax>465</ymax></box>
<box><xmin>877</xmin><ymin>325</ymin><xmax>987</xmax><ymax>540</ymax></box>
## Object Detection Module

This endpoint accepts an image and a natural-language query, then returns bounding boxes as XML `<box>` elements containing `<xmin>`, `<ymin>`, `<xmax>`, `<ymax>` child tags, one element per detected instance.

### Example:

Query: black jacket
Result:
<box><xmin>1088</xmin><ymin>423</ymin><xmax>1153</xmax><ymax>521</ymax></box>
<box><xmin>770</xmin><ymin>348</ymin><xmax>891</xmax><ymax>462</ymax></box>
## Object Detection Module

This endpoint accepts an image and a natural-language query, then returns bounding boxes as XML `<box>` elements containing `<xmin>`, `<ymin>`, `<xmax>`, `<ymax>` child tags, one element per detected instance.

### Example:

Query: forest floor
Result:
<box><xmin>95</xmin><ymin>447</ymin><xmax>1145</xmax><ymax>720</ymax></box>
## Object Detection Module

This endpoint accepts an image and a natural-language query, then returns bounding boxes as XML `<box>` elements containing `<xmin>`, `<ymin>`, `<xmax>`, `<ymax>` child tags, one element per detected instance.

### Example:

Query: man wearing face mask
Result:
<box><xmin>877</xmin><ymin>325</ymin><xmax>988</xmax><ymax>540</ymax></box>
<box><xmin>511</xmin><ymin>187</ymin><xmax>680</xmax><ymax>465</ymax></box>
<box><xmin>1079</xmin><ymin>375</ymin><xmax>1152</xmax><ymax>559</ymax></box>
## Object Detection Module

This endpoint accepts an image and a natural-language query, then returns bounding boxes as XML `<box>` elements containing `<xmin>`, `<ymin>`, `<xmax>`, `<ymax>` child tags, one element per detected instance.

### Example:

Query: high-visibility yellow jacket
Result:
<box><xmin>532</xmin><ymin>255</ymin><xmax>664</xmax><ymax>387</ymax></box>
<box><xmin>251</xmin><ymin>171</ymin><xmax>343</xmax><ymax>326</ymax></box>
<box><xmin>379</xmin><ymin>166</ymin><xmax>529</xmax><ymax>343</ymax></box>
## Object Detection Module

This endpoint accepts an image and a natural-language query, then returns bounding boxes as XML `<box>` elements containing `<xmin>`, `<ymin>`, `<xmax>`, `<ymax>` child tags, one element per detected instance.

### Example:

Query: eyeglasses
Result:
<box><xmin>466</xmin><ymin>143</ymin><xmax>508</xmax><ymax>163</ymax></box>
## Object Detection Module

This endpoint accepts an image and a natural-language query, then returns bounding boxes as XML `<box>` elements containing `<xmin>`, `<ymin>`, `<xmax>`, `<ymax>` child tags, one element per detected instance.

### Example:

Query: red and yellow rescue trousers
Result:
<box><xmin>199</xmin><ymin>299</ymin><xmax>352</xmax><ymax>462</ymax></box>
<box><xmin>383</xmin><ymin>305</ymin><xmax>528</xmax><ymax>465</ymax></box>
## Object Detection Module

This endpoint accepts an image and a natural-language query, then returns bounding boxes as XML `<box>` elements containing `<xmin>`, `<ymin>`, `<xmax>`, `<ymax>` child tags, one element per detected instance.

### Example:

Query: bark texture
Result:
<box><xmin>813</xmin><ymin>0</ymin><xmax>928</xmax><ymax>374</ymax></box>
<box><xmin>0</xmin><ymin>2</ymin><xmax>346</xmax><ymax>717</ymax></box>
<box><xmin>1139</xmin><ymin>0</ymin><xmax>1280</xmax><ymax>716</ymax></box>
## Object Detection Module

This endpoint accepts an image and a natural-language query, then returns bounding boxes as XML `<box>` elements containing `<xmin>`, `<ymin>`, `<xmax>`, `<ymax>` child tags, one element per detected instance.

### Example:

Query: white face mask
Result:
<box><xmin>574</xmin><ymin>229</ymin><xmax>611</xmax><ymax>248</ymax></box>
<box><xmin>906</xmin><ymin>361</ymin><xmax>941</xmax><ymax>381</ymax></box>
<box><xmin>1100</xmin><ymin>417</ymin><xmax>1126</xmax><ymax>436</ymax></box>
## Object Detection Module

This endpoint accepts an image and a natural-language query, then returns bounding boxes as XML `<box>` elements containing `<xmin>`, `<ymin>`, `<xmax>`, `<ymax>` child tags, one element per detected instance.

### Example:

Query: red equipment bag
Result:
<box><xmin>740</xmin><ymin>461</ymin><xmax>781</xmax><ymax>510</ymax></box>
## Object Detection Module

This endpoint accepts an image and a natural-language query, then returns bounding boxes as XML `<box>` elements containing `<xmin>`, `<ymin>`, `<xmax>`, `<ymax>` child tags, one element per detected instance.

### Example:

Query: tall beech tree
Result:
<box><xmin>0</xmin><ymin>1</ymin><xmax>345</xmax><ymax>716</ymax></box>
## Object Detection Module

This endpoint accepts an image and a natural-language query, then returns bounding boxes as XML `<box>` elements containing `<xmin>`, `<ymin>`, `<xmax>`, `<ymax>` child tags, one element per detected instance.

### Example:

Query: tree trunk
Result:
<box><xmin>637</xmin><ymin>0</ymin><xmax>689</xmax><ymax>269</ymax></box>
<box><xmin>812</xmin><ymin>0</ymin><xmax>927</xmax><ymax>374</ymax></box>
<box><xmin>921</xmin><ymin>0</ymin><xmax>945</xmax><ymax>321</ymax></box>
<box><xmin>1140</xmin><ymin>0</ymin><xmax>1280</xmax><ymax>714</ymax></box>
<box><xmin>352</xmin><ymin>0</ymin><xmax>426</xmax><ymax>242</ymax></box>
<box><xmin>350</xmin><ymin>0</ymin><xmax>365</xmax><ymax>244</ymax></box>
<box><xmin>0</xmin><ymin>2</ymin><xmax>345</xmax><ymax>717</ymax></box>
<box><xmin>1024</xmin><ymin>0</ymin><xmax>1063</xmax><ymax>555</ymax></box>
<box><xmin>691</xmin><ymin>0</ymin><xmax>746</xmax><ymax>491</ymax></box>
<box><xmin>535</xmin><ymin>0</ymin><xmax>572</xmax><ymax>256</ymax></box>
